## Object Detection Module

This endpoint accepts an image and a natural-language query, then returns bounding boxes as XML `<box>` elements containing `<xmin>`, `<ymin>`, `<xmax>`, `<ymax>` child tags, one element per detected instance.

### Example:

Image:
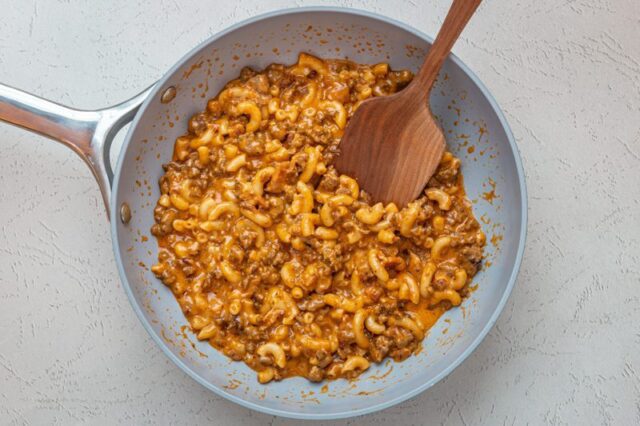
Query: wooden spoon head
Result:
<box><xmin>335</xmin><ymin>90</ymin><xmax>446</xmax><ymax>206</ymax></box>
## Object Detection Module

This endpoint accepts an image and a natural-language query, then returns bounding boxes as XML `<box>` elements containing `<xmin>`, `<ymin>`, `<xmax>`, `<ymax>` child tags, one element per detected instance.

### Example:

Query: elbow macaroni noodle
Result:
<box><xmin>151</xmin><ymin>54</ymin><xmax>485</xmax><ymax>383</ymax></box>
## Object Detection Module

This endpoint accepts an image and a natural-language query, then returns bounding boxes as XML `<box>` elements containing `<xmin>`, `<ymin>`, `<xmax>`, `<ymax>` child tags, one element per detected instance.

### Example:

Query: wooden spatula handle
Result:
<box><xmin>413</xmin><ymin>0</ymin><xmax>482</xmax><ymax>100</ymax></box>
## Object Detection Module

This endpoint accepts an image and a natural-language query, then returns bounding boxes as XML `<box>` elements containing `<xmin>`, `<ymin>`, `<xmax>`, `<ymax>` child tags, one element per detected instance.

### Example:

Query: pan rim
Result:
<box><xmin>110</xmin><ymin>6</ymin><xmax>528</xmax><ymax>420</ymax></box>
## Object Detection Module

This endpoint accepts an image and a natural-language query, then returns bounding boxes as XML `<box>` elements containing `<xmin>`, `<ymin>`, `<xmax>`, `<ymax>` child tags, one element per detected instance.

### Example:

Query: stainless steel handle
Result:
<box><xmin>0</xmin><ymin>84</ymin><xmax>154</xmax><ymax>218</ymax></box>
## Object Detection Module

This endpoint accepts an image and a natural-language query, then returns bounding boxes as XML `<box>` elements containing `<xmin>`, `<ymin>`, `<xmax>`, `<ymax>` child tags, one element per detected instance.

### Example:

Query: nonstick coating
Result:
<box><xmin>110</xmin><ymin>7</ymin><xmax>527</xmax><ymax>420</ymax></box>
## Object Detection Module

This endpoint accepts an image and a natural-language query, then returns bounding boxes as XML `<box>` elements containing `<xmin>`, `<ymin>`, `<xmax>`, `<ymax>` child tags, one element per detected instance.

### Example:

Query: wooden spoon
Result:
<box><xmin>335</xmin><ymin>0</ymin><xmax>482</xmax><ymax>206</ymax></box>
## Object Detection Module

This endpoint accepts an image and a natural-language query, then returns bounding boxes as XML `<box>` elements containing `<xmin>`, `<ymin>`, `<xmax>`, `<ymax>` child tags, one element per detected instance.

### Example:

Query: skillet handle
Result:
<box><xmin>0</xmin><ymin>84</ymin><xmax>153</xmax><ymax>219</ymax></box>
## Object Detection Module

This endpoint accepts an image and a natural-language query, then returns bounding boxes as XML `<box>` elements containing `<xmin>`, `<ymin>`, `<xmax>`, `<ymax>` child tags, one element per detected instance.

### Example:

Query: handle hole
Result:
<box><xmin>108</xmin><ymin>123</ymin><xmax>131</xmax><ymax>178</ymax></box>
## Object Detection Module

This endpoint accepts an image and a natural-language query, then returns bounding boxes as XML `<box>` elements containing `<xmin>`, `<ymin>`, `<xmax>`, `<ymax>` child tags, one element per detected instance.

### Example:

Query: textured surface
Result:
<box><xmin>0</xmin><ymin>0</ymin><xmax>638</xmax><ymax>424</ymax></box>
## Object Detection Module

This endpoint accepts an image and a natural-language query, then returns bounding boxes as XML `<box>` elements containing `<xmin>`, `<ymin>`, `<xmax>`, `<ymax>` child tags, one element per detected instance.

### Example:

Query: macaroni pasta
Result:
<box><xmin>150</xmin><ymin>53</ymin><xmax>485</xmax><ymax>383</ymax></box>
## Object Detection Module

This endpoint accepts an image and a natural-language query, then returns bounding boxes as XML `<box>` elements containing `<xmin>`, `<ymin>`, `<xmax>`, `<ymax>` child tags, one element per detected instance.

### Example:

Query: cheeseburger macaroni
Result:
<box><xmin>150</xmin><ymin>53</ymin><xmax>485</xmax><ymax>383</ymax></box>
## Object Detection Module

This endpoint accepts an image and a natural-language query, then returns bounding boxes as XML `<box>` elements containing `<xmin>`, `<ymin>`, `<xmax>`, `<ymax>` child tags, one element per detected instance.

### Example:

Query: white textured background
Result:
<box><xmin>1</xmin><ymin>0</ymin><xmax>639</xmax><ymax>424</ymax></box>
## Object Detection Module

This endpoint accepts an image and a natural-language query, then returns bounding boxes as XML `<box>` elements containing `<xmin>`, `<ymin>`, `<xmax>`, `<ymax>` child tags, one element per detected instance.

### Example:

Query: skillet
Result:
<box><xmin>0</xmin><ymin>7</ymin><xmax>527</xmax><ymax>419</ymax></box>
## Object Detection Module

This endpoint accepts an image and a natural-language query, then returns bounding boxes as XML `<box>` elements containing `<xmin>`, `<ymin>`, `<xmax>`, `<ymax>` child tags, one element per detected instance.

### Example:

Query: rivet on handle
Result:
<box><xmin>160</xmin><ymin>86</ymin><xmax>177</xmax><ymax>104</ymax></box>
<box><xmin>120</xmin><ymin>202</ymin><xmax>132</xmax><ymax>224</ymax></box>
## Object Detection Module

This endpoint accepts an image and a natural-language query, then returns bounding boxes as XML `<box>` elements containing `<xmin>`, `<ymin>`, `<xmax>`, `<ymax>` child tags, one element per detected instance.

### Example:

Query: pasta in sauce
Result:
<box><xmin>150</xmin><ymin>53</ymin><xmax>485</xmax><ymax>383</ymax></box>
